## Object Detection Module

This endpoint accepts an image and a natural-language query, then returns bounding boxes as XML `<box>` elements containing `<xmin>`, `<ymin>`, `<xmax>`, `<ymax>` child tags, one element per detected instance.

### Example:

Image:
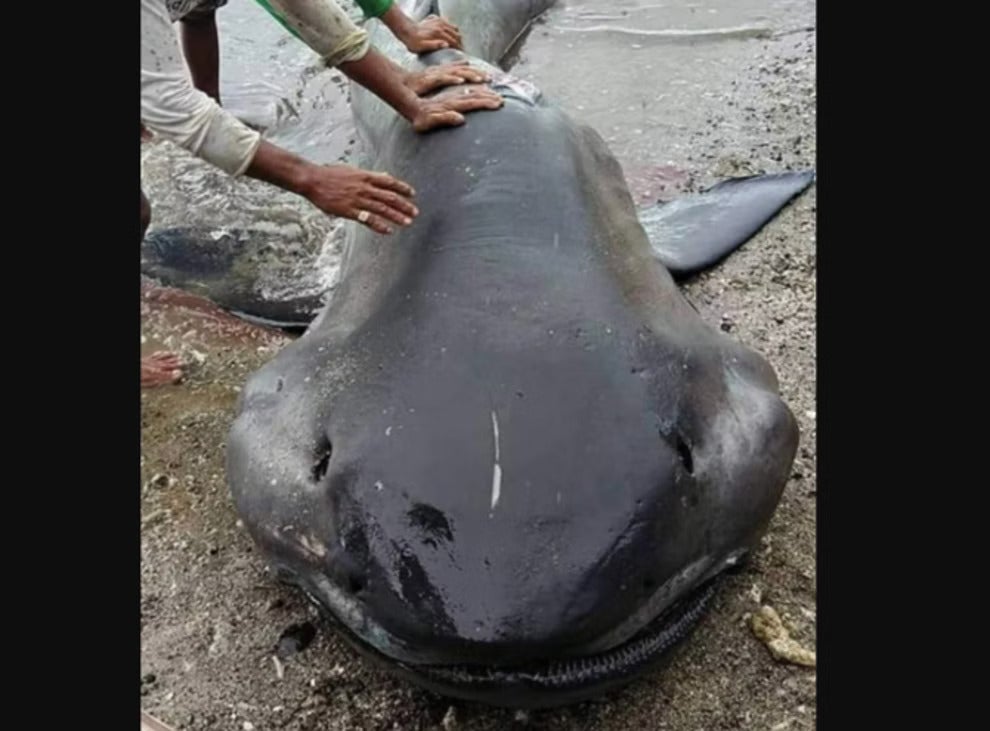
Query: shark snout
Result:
<box><xmin>279</xmin><ymin>404</ymin><xmax>697</xmax><ymax>667</ymax></box>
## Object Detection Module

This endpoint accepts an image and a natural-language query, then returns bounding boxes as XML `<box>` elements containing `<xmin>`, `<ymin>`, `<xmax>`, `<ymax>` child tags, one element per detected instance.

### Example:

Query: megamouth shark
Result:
<box><xmin>219</xmin><ymin>0</ymin><xmax>813</xmax><ymax>708</ymax></box>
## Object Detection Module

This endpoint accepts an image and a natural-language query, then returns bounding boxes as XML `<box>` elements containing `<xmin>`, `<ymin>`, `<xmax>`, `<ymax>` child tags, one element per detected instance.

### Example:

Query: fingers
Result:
<box><xmin>412</xmin><ymin>71</ymin><xmax>478</xmax><ymax>96</ymax></box>
<box><xmin>367</xmin><ymin>187</ymin><xmax>420</xmax><ymax>218</ymax></box>
<box><xmin>424</xmin><ymin>17</ymin><xmax>463</xmax><ymax>49</ymax></box>
<box><xmin>414</xmin><ymin>109</ymin><xmax>466</xmax><ymax>132</ymax></box>
<box><xmin>362</xmin><ymin>184</ymin><xmax>416</xmax><ymax>220</ymax></box>
<box><xmin>411</xmin><ymin>84</ymin><xmax>503</xmax><ymax>132</ymax></box>
<box><xmin>437</xmin><ymin>110</ymin><xmax>466</xmax><ymax>126</ymax></box>
<box><xmin>435</xmin><ymin>21</ymin><xmax>461</xmax><ymax>42</ymax></box>
<box><xmin>418</xmin><ymin>39</ymin><xmax>450</xmax><ymax>52</ymax></box>
<box><xmin>441</xmin><ymin>87</ymin><xmax>504</xmax><ymax>113</ymax></box>
<box><xmin>421</xmin><ymin>32</ymin><xmax>459</xmax><ymax>50</ymax></box>
<box><xmin>358</xmin><ymin>197</ymin><xmax>413</xmax><ymax>228</ymax></box>
<box><xmin>351</xmin><ymin>209</ymin><xmax>393</xmax><ymax>235</ymax></box>
<box><xmin>364</xmin><ymin>171</ymin><xmax>415</xmax><ymax>198</ymax></box>
<box><xmin>438</xmin><ymin>64</ymin><xmax>488</xmax><ymax>84</ymax></box>
<box><xmin>448</xmin><ymin>68</ymin><xmax>488</xmax><ymax>85</ymax></box>
<box><xmin>407</xmin><ymin>64</ymin><xmax>491</xmax><ymax>97</ymax></box>
<box><xmin>420</xmin><ymin>73</ymin><xmax>467</xmax><ymax>94</ymax></box>
<box><xmin>306</xmin><ymin>165</ymin><xmax>419</xmax><ymax>235</ymax></box>
<box><xmin>352</xmin><ymin>173</ymin><xmax>420</xmax><ymax>234</ymax></box>
<box><xmin>438</xmin><ymin>29</ymin><xmax>462</xmax><ymax>49</ymax></box>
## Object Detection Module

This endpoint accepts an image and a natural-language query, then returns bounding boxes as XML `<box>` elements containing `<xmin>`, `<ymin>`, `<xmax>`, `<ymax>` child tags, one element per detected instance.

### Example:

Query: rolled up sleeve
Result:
<box><xmin>141</xmin><ymin>0</ymin><xmax>261</xmax><ymax>175</ymax></box>
<box><xmin>264</xmin><ymin>0</ymin><xmax>372</xmax><ymax>66</ymax></box>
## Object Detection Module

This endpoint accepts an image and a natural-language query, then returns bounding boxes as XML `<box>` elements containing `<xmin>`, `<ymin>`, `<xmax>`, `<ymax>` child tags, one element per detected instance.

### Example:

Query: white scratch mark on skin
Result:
<box><xmin>553</xmin><ymin>232</ymin><xmax>559</xmax><ymax>249</ymax></box>
<box><xmin>490</xmin><ymin>410</ymin><xmax>502</xmax><ymax>511</ymax></box>
<box><xmin>298</xmin><ymin>534</ymin><xmax>327</xmax><ymax>558</ymax></box>
<box><xmin>385</xmin><ymin>426</ymin><xmax>392</xmax><ymax>436</ymax></box>
<box><xmin>491</xmin><ymin>464</ymin><xmax>502</xmax><ymax>512</ymax></box>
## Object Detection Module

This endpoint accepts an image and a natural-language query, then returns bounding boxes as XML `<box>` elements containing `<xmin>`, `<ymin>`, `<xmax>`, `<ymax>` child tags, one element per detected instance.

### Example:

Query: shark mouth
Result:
<box><xmin>405</xmin><ymin>578</ymin><xmax>719</xmax><ymax>691</ymax></box>
<box><xmin>307</xmin><ymin>576</ymin><xmax>721</xmax><ymax>705</ymax></box>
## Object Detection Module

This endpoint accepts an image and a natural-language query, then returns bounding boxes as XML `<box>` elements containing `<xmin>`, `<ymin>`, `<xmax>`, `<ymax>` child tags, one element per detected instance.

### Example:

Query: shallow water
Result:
<box><xmin>513</xmin><ymin>0</ymin><xmax>813</xmax><ymax>173</ymax></box>
<box><xmin>140</xmin><ymin>0</ymin><xmax>814</xmax><ymax>304</ymax></box>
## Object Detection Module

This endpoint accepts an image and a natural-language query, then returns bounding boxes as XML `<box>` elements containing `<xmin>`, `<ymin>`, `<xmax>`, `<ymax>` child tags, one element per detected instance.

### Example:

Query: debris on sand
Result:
<box><xmin>750</xmin><ymin>606</ymin><xmax>816</xmax><ymax>667</ymax></box>
<box><xmin>141</xmin><ymin>711</ymin><xmax>178</xmax><ymax>731</ymax></box>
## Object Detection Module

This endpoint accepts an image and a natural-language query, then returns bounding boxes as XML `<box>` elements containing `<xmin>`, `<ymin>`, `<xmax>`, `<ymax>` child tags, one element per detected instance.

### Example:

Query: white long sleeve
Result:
<box><xmin>140</xmin><ymin>0</ymin><xmax>262</xmax><ymax>175</ymax></box>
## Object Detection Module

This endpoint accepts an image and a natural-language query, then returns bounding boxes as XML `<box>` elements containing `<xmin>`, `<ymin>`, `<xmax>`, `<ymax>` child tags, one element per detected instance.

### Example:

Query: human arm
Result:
<box><xmin>177</xmin><ymin>8</ymin><xmax>222</xmax><ymax>103</ymax></box>
<box><xmin>141</xmin><ymin>0</ymin><xmax>416</xmax><ymax>233</ymax></box>
<box><xmin>245</xmin><ymin>141</ymin><xmax>417</xmax><ymax>234</ymax></box>
<box><xmin>262</xmin><ymin>0</ymin><xmax>500</xmax><ymax>130</ymax></box>
<box><xmin>141</xmin><ymin>0</ymin><xmax>260</xmax><ymax>175</ymax></box>
<box><xmin>259</xmin><ymin>0</ymin><xmax>463</xmax><ymax>53</ymax></box>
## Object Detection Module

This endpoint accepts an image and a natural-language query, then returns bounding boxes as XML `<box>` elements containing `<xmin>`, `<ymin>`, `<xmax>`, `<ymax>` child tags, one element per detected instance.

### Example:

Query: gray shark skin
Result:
<box><xmin>139</xmin><ymin>169</ymin><xmax>814</xmax><ymax>328</ymax></box>
<box><xmin>226</xmin><ymin>0</ymin><xmax>803</xmax><ymax>708</ymax></box>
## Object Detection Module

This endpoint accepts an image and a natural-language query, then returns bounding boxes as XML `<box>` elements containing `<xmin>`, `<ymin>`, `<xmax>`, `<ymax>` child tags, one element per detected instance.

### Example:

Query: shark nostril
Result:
<box><xmin>660</xmin><ymin>427</ymin><xmax>695</xmax><ymax>475</ymax></box>
<box><xmin>675</xmin><ymin>433</ymin><xmax>694</xmax><ymax>475</ymax></box>
<box><xmin>311</xmin><ymin>438</ymin><xmax>332</xmax><ymax>483</ymax></box>
<box><xmin>348</xmin><ymin>575</ymin><xmax>365</xmax><ymax>594</ymax></box>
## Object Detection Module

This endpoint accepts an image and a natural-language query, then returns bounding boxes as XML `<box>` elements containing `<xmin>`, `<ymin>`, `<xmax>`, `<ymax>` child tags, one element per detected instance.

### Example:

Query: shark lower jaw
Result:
<box><xmin>303</xmin><ymin>576</ymin><xmax>722</xmax><ymax>708</ymax></box>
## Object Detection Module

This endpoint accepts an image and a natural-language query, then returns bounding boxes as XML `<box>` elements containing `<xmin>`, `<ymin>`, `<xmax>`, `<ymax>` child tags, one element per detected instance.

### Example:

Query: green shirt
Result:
<box><xmin>353</xmin><ymin>0</ymin><xmax>394</xmax><ymax>18</ymax></box>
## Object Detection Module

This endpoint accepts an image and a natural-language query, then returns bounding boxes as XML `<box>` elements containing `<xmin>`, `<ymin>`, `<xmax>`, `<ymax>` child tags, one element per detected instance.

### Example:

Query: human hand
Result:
<box><xmin>300</xmin><ymin>164</ymin><xmax>418</xmax><ymax>235</ymax></box>
<box><xmin>405</xmin><ymin>60</ymin><xmax>489</xmax><ymax>96</ymax></box>
<box><xmin>410</xmin><ymin>84</ymin><xmax>504</xmax><ymax>133</ymax></box>
<box><xmin>396</xmin><ymin>14</ymin><xmax>464</xmax><ymax>53</ymax></box>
